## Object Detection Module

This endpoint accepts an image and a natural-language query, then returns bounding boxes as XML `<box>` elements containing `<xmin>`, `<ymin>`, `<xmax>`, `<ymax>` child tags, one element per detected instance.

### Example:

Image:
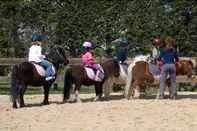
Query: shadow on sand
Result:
<box><xmin>19</xmin><ymin>92</ymin><xmax>197</xmax><ymax>108</ymax></box>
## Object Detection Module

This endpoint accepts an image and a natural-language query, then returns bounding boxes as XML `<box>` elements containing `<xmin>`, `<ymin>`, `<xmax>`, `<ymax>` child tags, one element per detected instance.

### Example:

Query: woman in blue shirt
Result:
<box><xmin>158</xmin><ymin>37</ymin><xmax>179</xmax><ymax>99</ymax></box>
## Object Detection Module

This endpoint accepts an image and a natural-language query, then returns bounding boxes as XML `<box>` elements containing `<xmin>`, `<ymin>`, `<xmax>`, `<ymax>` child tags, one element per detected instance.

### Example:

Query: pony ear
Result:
<box><xmin>189</xmin><ymin>60</ymin><xmax>194</xmax><ymax>68</ymax></box>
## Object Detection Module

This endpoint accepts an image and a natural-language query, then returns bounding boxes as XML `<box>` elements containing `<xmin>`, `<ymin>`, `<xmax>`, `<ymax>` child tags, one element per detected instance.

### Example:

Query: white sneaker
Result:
<box><xmin>45</xmin><ymin>76</ymin><xmax>55</xmax><ymax>81</ymax></box>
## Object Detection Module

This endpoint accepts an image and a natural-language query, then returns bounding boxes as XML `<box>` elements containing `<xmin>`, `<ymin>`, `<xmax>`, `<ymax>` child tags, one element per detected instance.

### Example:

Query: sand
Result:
<box><xmin>1</xmin><ymin>92</ymin><xmax>197</xmax><ymax>131</ymax></box>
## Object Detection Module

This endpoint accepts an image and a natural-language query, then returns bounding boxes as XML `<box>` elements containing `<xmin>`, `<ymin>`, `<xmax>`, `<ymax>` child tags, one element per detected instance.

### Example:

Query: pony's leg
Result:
<box><xmin>132</xmin><ymin>81</ymin><xmax>140</xmax><ymax>99</ymax></box>
<box><xmin>105</xmin><ymin>78</ymin><xmax>114</xmax><ymax>99</ymax></box>
<box><xmin>73</xmin><ymin>83</ymin><xmax>82</xmax><ymax>103</ymax></box>
<box><xmin>124</xmin><ymin>72</ymin><xmax>133</xmax><ymax>100</ymax></box>
<box><xmin>94</xmin><ymin>83</ymin><xmax>103</xmax><ymax>101</ymax></box>
<box><xmin>67</xmin><ymin>84</ymin><xmax>76</xmax><ymax>102</ymax></box>
<box><xmin>19</xmin><ymin>85</ymin><xmax>27</xmax><ymax>107</ymax></box>
<box><xmin>125</xmin><ymin>80</ymin><xmax>132</xmax><ymax>100</ymax></box>
<box><xmin>156</xmin><ymin>87</ymin><xmax>160</xmax><ymax>99</ymax></box>
<box><xmin>133</xmin><ymin>86</ymin><xmax>140</xmax><ymax>98</ymax></box>
<box><xmin>103</xmin><ymin>79</ymin><xmax>110</xmax><ymax>99</ymax></box>
<box><xmin>43</xmin><ymin>83</ymin><xmax>52</xmax><ymax>105</ymax></box>
<box><xmin>75</xmin><ymin>89</ymin><xmax>82</xmax><ymax>103</ymax></box>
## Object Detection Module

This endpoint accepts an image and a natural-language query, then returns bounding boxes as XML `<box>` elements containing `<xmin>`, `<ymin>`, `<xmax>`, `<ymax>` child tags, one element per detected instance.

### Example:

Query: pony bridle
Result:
<box><xmin>55</xmin><ymin>47</ymin><xmax>65</xmax><ymax>63</ymax></box>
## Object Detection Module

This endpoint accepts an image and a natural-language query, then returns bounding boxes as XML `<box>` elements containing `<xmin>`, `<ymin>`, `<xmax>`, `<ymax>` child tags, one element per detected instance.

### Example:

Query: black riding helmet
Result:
<box><xmin>31</xmin><ymin>33</ymin><xmax>42</xmax><ymax>42</ymax></box>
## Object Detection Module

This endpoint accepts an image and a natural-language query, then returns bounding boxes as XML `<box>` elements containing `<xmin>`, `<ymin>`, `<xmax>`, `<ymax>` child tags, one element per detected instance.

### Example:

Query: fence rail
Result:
<box><xmin>1</xmin><ymin>57</ymin><xmax>197</xmax><ymax>66</ymax></box>
<box><xmin>0</xmin><ymin>57</ymin><xmax>106</xmax><ymax>82</ymax></box>
<box><xmin>0</xmin><ymin>57</ymin><xmax>197</xmax><ymax>81</ymax></box>
<box><xmin>0</xmin><ymin>57</ymin><xmax>107</xmax><ymax>66</ymax></box>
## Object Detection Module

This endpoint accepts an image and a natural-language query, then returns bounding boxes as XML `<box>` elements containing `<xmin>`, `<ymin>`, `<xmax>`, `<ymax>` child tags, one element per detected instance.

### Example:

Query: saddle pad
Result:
<box><xmin>85</xmin><ymin>67</ymin><xmax>95</xmax><ymax>80</ymax></box>
<box><xmin>32</xmin><ymin>63</ymin><xmax>55</xmax><ymax>77</ymax></box>
<box><xmin>85</xmin><ymin>65</ymin><xmax>104</xmax><ymax>81</ymax></box>
<box><xmin>119</xmin><ymin>63</ymin><xmax>128</xmax><ymax>80</ymax></box>
<box><xmin>119</xmin><ymin>63</ymin><xmax>128</xmax><ymax>74</ymax></box>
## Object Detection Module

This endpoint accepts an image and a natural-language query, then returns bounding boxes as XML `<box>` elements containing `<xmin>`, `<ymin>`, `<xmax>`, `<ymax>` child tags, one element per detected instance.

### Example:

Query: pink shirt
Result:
<box><xmin>81</xmin><ymin>52</ymin><xmax>94</xmax><ymax>65</ymax></box>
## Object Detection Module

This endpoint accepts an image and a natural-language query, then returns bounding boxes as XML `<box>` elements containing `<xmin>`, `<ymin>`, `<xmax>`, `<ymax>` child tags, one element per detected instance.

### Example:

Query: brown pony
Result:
<box><xmin>125</xmin><ymin>57</ymin><xmax>196</xmax><ymax>99</ymax></box>
<box><xmin>63</xmin><ymin>59</ymin><xmax>120</xmax><ymax>102</ymax></box>
<box><xmin>164</xmin><ymin>59</ymin><xmax>196</xmax><ymax>96</ymax></box>
<box><xmin>125</xmin><ymin>61</ymin><xmax>154</xmax><ymax>99</ymax></box>
<box><xmin>175</xmin><ymin>59</ymin><xmax>195</xmax><ymax>78</ymax></box>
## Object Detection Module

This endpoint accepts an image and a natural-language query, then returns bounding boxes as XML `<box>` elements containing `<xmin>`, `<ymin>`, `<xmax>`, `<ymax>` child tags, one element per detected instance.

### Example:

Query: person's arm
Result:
<box><xmin>158</xmin><ymin>48</ymin><xmax>163</xmax><ymax>61</ymax></box>
<box><xmin>174</xmin><ymin>48</ymin><xmax>179</xmax><ymax>62</ymax></box>
<box><xmin>37</xmin><ymin>46</ymin><xmax>45</xmax><ymax>59</ymax></box>
<box><xmin>152</xmin><ymin>47</ymin><xmax>158</xmax><ymax>58</ymax></box>
<box><xmin>86</xmin><ymin>52</ymin><xmax>94</xmax><ymax>64</ymax></box>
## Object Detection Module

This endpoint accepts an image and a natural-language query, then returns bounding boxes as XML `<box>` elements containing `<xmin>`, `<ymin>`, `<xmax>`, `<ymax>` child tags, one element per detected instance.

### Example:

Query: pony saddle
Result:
<box><xmin>84</xmin><ymin>64</ymin><xmax>104</xmax><ymax>82</ymax></box>
<box><xmin>119</xmin><ymin>63</ymin><xmax>128</xmax><ymax>74</ymax></box>
<box><xmin>31</xmin><ymin>62</ymin><xmax>55</xmax><ymax>77</ymax></box>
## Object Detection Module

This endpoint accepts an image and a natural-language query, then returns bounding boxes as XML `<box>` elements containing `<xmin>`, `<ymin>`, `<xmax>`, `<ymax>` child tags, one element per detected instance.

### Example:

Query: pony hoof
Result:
<box><xmin>62</xmin><ymin>99</ymin><xmax>68</xmax><ymax>103</ymax></box>
<box><xmin>42</xmin><ymin>102</ymin><xmax>49</xmax><ymax>105</ymax></box>
<box><xmin>125</xmin><ymin>97</ymin><xmax>130</xmax><ymax>100</ymax></box>
<box><xmin>76</xmin><ymin>99</ymin><xmax>82</xmax><ymax>103</ymax></box>
<box><xmin>13</xmin><ymin>105</ymin><xmax>18</xmax><ymax>109</ymax></box>
<box><xmin>133</xmin><ymin>96</ymin><xmax>140</xmax><ymax>99</ymax></box>
<box><xmin>103</xmin><ymin>97</ymin><xmax>109</xmax><ymax>101</ymax></box>
<box><xmin>93</xmin><ymin>96</ymin><xmax>101</xmax><ymax>102</ymax></box>
<box><xmin>20</xmin><ymin>104</ymin><xmax>25</xmax><ymax>108</ymax></box>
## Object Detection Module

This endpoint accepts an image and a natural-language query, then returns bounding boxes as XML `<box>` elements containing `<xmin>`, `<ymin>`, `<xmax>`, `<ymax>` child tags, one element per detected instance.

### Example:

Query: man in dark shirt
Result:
<box><xmin>115</xmin><ymin>37</ymin><xmax>129</xmax><ymax>63</ymax></box>
<box><xmin>158</xmin><ymin>37</ymin><xmax>179</xmax><ymax>99</ymax></box>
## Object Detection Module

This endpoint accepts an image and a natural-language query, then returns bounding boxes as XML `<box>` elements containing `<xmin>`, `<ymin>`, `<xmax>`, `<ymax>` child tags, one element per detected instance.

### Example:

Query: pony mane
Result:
<box><xmin>180</xmin><ymin>57</ymin><xmax>196</xmax><ymax>68</ymax></box>
<box><xmin>133</xmin><ymin>54</ymin><xmax>150</xmax><ymax>63</ymax></box>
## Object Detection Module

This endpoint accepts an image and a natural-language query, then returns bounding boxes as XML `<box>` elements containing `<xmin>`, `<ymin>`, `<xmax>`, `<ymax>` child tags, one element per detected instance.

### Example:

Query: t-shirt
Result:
<box><xmin>152</xmin><ymin>47</ymin><xmax>160</xmax><ymax>59</ymax></box>
<box><xmin>28</xmin><ymin>45</ymin><xmax>45</xmax><ymax>63</ymax></box>
<box><xmin>159</xmin><ymin>47</ymin><xmax>178</xmax><ymax>64</ymax></box>
<box><xmin>116</xmin><ymin>47</ymin><xmax>128</xmax><ymax>62</ymax></box>
<box><xmin>81</xmin><ymin>51</ymin><xmax>94</xmax><ymax>65</ymax></box>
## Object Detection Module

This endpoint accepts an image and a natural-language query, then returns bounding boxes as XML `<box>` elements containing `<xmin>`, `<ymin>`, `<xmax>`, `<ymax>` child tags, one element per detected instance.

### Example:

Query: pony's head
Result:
<box><xmin>47</xmin><ymin>46</ymin><xmax>69</xmax><ymax>65</ymax></box>
<box><xmin>102</xmin><ymin>59</ymin><xmax>120</xmax><ymax>78</ymax></box>
<box><xmin>176</xmin><ymin>58</ymin><xmax>196</xmax><ymax>78</ymax></box>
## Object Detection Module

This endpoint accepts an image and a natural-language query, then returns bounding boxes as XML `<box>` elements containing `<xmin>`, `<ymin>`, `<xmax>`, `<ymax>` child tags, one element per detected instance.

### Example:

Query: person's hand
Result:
<box><xmin>157</xmin><ymin>60</ymin><xmax>163</xmax><ymax>67</ymax></box>
<box><xmin>175</xmin><ymin>61</ymin><xmax>181</xmax><ymax>68</ymax></box>
<box><xmin>41</xmin><ymin>55</ymin><xmax>46</xmax><ymax>59</ymax></box>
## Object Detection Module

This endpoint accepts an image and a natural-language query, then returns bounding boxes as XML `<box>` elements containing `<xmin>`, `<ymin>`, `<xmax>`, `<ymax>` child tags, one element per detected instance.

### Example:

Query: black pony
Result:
<box><xmin>10</xmin><ymin>46</ymin><xmax>69</xmax><ymax>108</ymax></box>
<box><xmin>63</xmin><ymin>59</ymin><xmax>120</xmax><ymax>102</ymax></box>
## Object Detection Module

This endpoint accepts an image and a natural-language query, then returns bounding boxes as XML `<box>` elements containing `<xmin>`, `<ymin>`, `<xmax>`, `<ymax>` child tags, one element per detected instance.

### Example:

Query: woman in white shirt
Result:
<box><xmin>28</xmin><ymin>34</ymin><xmax>54</xmax><ymax>81</ymax></box>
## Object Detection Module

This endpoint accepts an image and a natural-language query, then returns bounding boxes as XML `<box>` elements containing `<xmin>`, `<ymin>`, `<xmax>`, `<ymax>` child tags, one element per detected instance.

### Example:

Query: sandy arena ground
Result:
<box><xmin>1</xmin><ymin>92</ymin><xmax>197</xmax><ymax>131</ymax></box>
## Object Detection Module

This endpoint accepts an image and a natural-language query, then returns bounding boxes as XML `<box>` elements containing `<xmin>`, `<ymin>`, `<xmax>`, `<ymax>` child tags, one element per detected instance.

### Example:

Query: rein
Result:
<box><xmin>145</xmin><ymin>62</ymin><xmax>150</xmax><ymax>76</ymax></box>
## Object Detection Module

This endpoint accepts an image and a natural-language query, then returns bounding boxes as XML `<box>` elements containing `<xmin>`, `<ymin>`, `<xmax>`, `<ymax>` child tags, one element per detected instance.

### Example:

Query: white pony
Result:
<box><xmin>103</xmin><ymin>55</ymin><xmax>150</xmax><ymax>99</ymax></box>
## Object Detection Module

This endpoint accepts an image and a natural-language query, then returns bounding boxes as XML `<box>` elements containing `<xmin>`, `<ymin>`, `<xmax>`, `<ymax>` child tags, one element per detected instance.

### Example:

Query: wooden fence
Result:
<box><xmin>0</xmin><ymin>57</ymin><xmax>87</xmax><ymax>66</ymax></box>
<box><xmin>1</xmin><ymin>57</ymin><xmax>197</xmax><ymax>65</ymax></box>
<box><xmin>0</xmin><ymin>57</ymin><xmax>197</xmax><ymax>82</ymax></box>
<box><xmin>0</xmin><ymin>57</ymin><xmax>107</xmax><ymax>83</ymax></box>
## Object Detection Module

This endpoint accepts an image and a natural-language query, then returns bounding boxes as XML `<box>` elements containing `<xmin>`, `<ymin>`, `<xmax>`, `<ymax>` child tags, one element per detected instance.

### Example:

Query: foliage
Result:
<box><xmin>0</xmin><ymin>0</ymin><xmax>197</xmax><ymax>57</ymax></box>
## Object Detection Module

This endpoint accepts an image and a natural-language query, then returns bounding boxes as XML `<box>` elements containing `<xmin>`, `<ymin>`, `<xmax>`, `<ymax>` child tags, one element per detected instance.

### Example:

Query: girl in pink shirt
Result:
<box><xmin>80</xmin><ymin>41</ymin><xmax>99</xmax><ymax>70</ymax></box>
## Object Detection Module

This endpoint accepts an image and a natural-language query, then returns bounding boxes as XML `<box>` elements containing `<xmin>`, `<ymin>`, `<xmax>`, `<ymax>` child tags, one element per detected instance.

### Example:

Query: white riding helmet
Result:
<box><xmin>83</xmin><ymin>41</ymin><xmax>92</xmax><ymax>48</ymax></box>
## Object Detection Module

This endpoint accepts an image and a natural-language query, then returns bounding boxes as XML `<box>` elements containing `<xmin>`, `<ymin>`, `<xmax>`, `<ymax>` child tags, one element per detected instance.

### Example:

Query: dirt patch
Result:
<box><xmin>1</xmin><ymin>92</ymin><xmax>197</xmax><ymax>131</ymax></box>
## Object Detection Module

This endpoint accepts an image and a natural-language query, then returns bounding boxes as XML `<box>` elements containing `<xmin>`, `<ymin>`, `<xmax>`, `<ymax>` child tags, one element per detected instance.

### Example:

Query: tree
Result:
<box><xmin>0</xmin><ymin>0</ymin><xmax>197</xmax><ymax>57</ymax></box>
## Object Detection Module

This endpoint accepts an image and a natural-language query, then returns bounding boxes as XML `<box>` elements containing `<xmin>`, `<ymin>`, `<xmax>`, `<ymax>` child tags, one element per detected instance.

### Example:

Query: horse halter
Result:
<box><xmin>54</xmin><ymin>47</ymin><xmax>66</xmax><ymax>63</ymax></box>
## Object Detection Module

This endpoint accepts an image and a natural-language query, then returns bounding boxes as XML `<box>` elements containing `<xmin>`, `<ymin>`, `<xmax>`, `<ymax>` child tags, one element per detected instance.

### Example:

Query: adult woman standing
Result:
<box><xmin>159</xmin><ymin>37</ymin><xmax>179</xmax><ymax>99</ymax></box>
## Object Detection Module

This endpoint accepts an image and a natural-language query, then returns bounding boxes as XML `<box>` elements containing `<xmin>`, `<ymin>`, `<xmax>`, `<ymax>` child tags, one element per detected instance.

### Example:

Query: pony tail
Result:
<box><xmin>63</xmin><ymin>68</ymin><xmax>73</xmax><ymax>102</ymax></box>
<box><xmin>124</xmin><ymin>65</ymin><xmax>133</xmax><ymax>99</ymax></box>
<box><xmin>10</xmin><ymin>65</ymin><xmax>19</xmax><ymax>108</ymax></box>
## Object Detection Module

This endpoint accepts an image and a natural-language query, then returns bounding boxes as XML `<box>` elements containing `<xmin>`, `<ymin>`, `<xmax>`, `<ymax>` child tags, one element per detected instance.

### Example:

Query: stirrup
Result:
<box><xmin>45</xmin><ymin>76</ymin><xmax>55</xmax><ymax>81</ymax></box>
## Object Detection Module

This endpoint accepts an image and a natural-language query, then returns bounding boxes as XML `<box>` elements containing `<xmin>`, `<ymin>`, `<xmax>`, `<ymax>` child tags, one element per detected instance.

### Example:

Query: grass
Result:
<box><xmin>0</xmin><ymin>81</ymin><xmax>95</xmax><ymax>95</ymax></box>
<box><xmin>1</xmin><ymin>81</ymin><xmax>196</xmax><ymax>95</ymax></box>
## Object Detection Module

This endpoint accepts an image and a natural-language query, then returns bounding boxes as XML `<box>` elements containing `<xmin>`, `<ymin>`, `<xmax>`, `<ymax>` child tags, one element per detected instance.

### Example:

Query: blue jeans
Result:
<box><xmin>159</xmin><ymin>64</ymin><xmax>177</xmax><ymax>96</ymax></box>
<box><xmin>39</xmin><ymin>60</ymin><xmax>53</xmax><ymax>77</ymax></box>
